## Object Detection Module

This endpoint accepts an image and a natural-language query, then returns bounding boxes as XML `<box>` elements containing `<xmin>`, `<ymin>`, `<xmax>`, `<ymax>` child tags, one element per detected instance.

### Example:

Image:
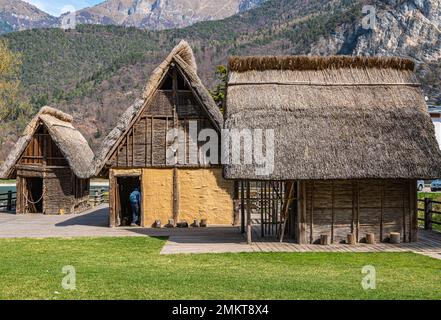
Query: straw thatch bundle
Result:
<box><xmin>91</xmin><ymin>40</ymin><xmax>222</xmax><ymax>176</ymax></box>
<box><xmin>0</xmin><ymin>106</ymin><xmax>94</xmax><ymax>179</ymax></box>
<box><xmin>224</xmin><ymin>55</ymin><xmax>441</xmax><ymax>180</ymax></box>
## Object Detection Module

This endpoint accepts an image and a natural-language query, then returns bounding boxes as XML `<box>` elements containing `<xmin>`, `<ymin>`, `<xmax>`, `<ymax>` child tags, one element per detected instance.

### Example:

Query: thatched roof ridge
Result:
<box><xmin>229</xmin><ymin>55</ymin><xmax>415</xmax><ymax>73</ymax></box>
<box><xmin>142</xmin><ymin>40</ymin><xmax>197</xmax><ymax>100</ymax></box>
<box><xmin>92</xmin><ymin>40</ymin><xmax>222</xmax><ymax>176</ymax></box>
<box><xmin>0</xmin><ymin>106</ymin><xmax>94</xmax><ymax>179</ymax></box>
<box><xmin>224</xmin><ymin>55</ymin><xmax>441</xmax><ymax>180</ymax></box>
<box><xmin>90</xmin><ymin>99</ymin><xmax>145</xmax><ymax>175</ymax></box>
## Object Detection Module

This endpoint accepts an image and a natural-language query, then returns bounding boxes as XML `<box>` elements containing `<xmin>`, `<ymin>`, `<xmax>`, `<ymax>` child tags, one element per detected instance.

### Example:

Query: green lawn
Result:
<box><xmin>0</xmin><ymin>237</ymin><xmax>440</xmax><ymax>300</ymax></box>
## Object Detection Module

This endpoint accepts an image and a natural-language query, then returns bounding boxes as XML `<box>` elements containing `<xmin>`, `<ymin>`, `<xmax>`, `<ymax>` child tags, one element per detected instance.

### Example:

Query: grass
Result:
<box><xmin>0</xmin><ymin>237</ymin><xmax>440</xmax><ymax>300</ymax></box>
<box><xmin>418</xmin><ymin>192</ymin><xmax>441</xmax><ymax>232</ymax></box>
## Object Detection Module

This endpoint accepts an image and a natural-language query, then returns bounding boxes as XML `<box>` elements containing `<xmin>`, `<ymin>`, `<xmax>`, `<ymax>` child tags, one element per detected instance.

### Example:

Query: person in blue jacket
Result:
<box><xmin>129</xmin><ymin>187</ymin><xmax>141</xmax><ymax>226</ymax></box>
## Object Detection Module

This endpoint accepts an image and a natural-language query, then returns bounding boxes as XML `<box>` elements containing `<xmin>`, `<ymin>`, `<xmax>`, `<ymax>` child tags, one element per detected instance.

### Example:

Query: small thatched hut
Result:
<box><xmin>92</xmin><ymin>40</ymin><xmax>234</xmax><ymax>227</ymax></box>
<box><xmin>224</xmin><ymin>55</ymin><xmax>441</xmax><ymax>244</ymax></box>
<box><xmin>0</xmin><ymin>107</ymin><xmax>93</xmax><ymax>214</ymax></box>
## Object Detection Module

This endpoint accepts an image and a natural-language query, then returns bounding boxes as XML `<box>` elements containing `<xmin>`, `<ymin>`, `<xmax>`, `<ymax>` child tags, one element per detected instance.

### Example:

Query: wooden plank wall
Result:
<box><xmin>303</xmin><ymin>179</ymin><xmax>417</xmax><ymax>244</ymax></box>
<box><xmin>109</xmin><ymin>68</ymin><xmax>219</xmax><ymax>169</ymax></box>
<box><xmin>19</xmin><ymin>125</ymin><xmax>67</xmax><ymax>167</ymax></box>
<box><xmin>16</xmin><ymin>168</ymin><xmax>89</xmax><ymax>215</ymax></box>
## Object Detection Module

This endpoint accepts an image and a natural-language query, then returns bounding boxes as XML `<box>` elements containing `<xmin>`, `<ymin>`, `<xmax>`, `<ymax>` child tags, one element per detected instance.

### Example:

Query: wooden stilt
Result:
<box><xmin>240</xmin><ymin>181</ymin><xmax>245</xmax><ymax>234</ymax></box>
<box><xmin>280</xmin><ymin>181</ymin><xmax>295</xmax><ymax>243</ymax></box>
<box><xmin>246</xmin><ymin>182</ymin><xmax>252</xmax><ymax>244</ymax></box>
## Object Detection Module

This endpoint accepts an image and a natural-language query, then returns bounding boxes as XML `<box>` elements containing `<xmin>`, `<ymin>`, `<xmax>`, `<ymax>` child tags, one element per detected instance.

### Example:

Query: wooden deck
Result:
<box><xmin>0</xmin><ymin>206</ymin><xmax>440</xmax><ymax>259</ymax></box>
<box><xmin>161</xmin><ymin>227</ymin><xmax>441</xmax><ymax>259</ymax></box>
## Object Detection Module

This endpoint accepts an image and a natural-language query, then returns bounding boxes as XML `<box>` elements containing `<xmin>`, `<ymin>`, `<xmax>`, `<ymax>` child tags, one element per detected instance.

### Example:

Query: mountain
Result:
<box><xmin>64</xmin><ymin>0</ymin><xmax>267</xmax><ymax>30</ymax></box>
<box><xmin>0</xmin><ymin>0</ymin><xmax>440</xmax><ymax>162</ymax></box>
<box><xmin>0</xmin><ymin>0</ymin><xmax>267</xmax><ymax>34</ymax></box>
<box><xmin>0</xmin><ymin>0</ymin><xmax>57</xmax><ymax>34</ymax></box>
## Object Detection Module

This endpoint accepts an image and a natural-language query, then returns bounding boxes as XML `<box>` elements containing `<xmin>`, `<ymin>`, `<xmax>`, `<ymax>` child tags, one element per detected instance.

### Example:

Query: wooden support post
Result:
<box><xmin>424</xmin><ymin>197</ymin><xmax>432</xmax><ymax>231</ymax></box>
<box><xmin>246</xmin><ymin>182</ymin><xmax>252</xmax><ymax>244</ymax></box>
<box><xmin>280</xmin><ymin>181</ymin><xmax>295</xmax><ymax>243</ymax></box>
<box><xmin>300</xmin><ymin>182</ymin><xmax>307</xmax><ymax>244</ymax></box>
<box><xmin>356</xmin><ymin>181</ymin><xmax>360</xmax><ymax>242</ymax></box>
<box><xmin>410</xmin><ymin>180</ymin><xmax>418</xmax><ymax>242</ymax></box>
<box><xmin>331</xmin><ymin>181</ymin><xmax>335</xmax><ymax>244</ymax></box>
<box><xmin>310</xmin><ymin>182</ymin><xmax>314</xmax><ymax>244</ymax></box>
<box><xmin>173</xmin><ymin>167</ymin><xmax>179</xmax><ymax>225</ymax></box>
<box><xmin>260</xmin><ymin>182</ymin><xmax>264</xmax><ymax>238</ymax></box>
<box><xmin>380</xmin><ymin>182</ymin><xmax>384</xmax><ymax>242</ymax></box>
<box><xmin>6</xmin><ymin>190</ymin><xmax>12</xmax><ymax>211</ymax></box>
<box><xmin>402</xmin><ymin>181</ymin><xmax>407</xmax><ymax>242</ymax></box>
<box><xmin>109</xmin><ymin>170</ymin><xmax>116</xmax><ymax>227</ymax></box>
<box><xmin>240</xmin><ymin>181</ymin><xmax>245</xmax><ymax>234</ymax></box>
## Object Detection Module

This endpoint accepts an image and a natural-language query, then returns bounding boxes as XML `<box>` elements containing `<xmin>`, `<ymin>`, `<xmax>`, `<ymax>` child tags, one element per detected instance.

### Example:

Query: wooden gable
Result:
<box><xmin>19</xmin><ymin>123</ymin><xmax>68</xmax><ymax>167</ymax></box>
<box><xmin>108</xmin><ymin>65</ymin><xmax>220</xmax><ymax>168</ymax></box>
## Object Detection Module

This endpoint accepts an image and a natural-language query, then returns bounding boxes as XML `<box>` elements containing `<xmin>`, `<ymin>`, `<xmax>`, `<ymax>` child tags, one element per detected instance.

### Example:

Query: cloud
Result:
<box><xmin>23</xmin><ymin>0</ymin><xmax>102</xmax><ymax>16</ymax></box>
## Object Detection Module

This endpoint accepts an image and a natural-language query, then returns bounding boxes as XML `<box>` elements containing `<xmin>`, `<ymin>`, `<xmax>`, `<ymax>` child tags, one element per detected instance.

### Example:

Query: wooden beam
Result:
<box><xmin>331</xmin><ymin>181</ymin><xmax>335</xmax><ymax>244</ymax></box>
<box><xmin>280</xmin><ymin>181</ymin><xmax>295</xmax><ymax>243</ymax></box>
<box><xmin>356</xmin><ymin>181</ymin><xmax>360</xmax><ymax>242</ymax></box>
<box><xmin>109</xmin><ymin>170</ymin><xmax>116</xmax><ymax>227</ymax></box>
<box><xmin>246</xmin><ymin>181</ymin><xmax>252</xmax><ymax>244</ymax></box>
<box><xmin>380</xmin><ymin>181</ymin><xmax>384</xmax><ymax>242</ymax></box>
<box><xmin>145</xmin><ymin>117</ymin><xmax>148</xmax><ymax>166</ymax></box>
<box><xmin>241</xmin><ymin>181</ymin><xmax>245</xmax><ymax>234</ymax></box>
<box><xmin>300</xmin><ymin>181</ymin><xmax>307</xmax><ymax>244</ymax></box>
<box><xmin>402</xmin><ymin>181</ymin><xmax>407</xmax><ymax>242</ymax></box>
<box><xmin>151</xmin><ymin>116</ymin><xmax>154</xmax><ymax>166</ymax></box>
<box><xmin>173</xmin><ymin>167</ymin><xmax>179</xmax><ymax>225</ymax></box>
<box><xmin>310</xmin><ymin>181</ymin><xmax>314</xmax><ymax>244</ymax></box>
<box><xmin>260</xmin><ymin>182</ymin><xmax>264</xmax><ymax>238</ymax></box>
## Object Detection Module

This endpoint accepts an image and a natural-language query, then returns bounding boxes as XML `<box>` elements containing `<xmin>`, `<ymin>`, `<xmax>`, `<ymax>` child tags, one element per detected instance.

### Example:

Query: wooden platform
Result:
<box><xmin>0</xmin><ymin>206</ymin><xmax>440</xmax><ymax>259</ymax></box>
<box><xmin>161</xmin><ymin>227</ymin><xmax>441</xmax><ymax>259</ymax></box>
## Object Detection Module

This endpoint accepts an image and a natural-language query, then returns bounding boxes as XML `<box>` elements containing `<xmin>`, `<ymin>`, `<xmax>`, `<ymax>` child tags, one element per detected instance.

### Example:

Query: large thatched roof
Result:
<box><xmin>224</xmin><ymin>55</ymin><xmax>441</xmax><ymax>180</ymax></box>
<box><xmin>0</xmin><ymin>106</ymin><xmax>94</xmax><ymax>179</ymax></box>
<box><xmin>91</xmin><ymin>40</ymin><xmax>223</xmax><ymax>176</ymax></box>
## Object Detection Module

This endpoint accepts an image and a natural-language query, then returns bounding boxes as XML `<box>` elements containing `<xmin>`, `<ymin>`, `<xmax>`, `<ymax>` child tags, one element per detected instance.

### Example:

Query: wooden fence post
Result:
<box><xmin>424</xmin><ymin>198</ymin><xmax>432</xmax><ymax>230</ymax></box>
<box><xmin>7</xmin><ymin>191</ymin><xmax>12</xmax><ymax>211</ymax></box>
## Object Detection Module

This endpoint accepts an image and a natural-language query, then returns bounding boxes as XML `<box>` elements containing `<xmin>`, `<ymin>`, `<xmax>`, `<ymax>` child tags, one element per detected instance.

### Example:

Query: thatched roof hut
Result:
<box><xmin>0</xmin><ymin>106</ymin><xmax>93</xmax><ymax>215</ymax></box>
<box><xmin>0</xmin><ymin>106</ymin><xmax>93</xmax><ymax>179</ymax></box>
<box><xmin>224</xmin><ymin>55</ymin><xmax>441</xmax><ymax>180</ymax></box>
<box><xmin>90</xmin><ymin>40</ymin><xmax>234</xmax><ymax>228</ymax></box>
<box><xmin>91</xmin><ymin>40</ymin><xmax>223</xmax><ymax>177</ymax></box>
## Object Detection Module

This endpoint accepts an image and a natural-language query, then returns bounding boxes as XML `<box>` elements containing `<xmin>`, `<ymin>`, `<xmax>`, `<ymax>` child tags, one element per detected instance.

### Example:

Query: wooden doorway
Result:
<box><xmin>24</xmin><ymin>178</ymin><xmax>43</xmax><ymax>214</ymax></box>
<box><xmin>116</xmin><ymin>176</ymin><xmax>141</xmax><ymax>226</ymax></box>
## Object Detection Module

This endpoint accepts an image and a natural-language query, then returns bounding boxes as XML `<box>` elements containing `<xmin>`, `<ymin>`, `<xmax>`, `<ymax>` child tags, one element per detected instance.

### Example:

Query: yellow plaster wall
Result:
<box><xmin>141</xmin><ymin>168</ymin><xmax>234</xmax><ymax>226</ymax></box>
<box><xmin>178</xmin><ymin>168</ymin><xmax>234</xmax><ymax>225</ymax></box>
<box><xmin>142</xmin><ymin>168</ymin><xmax>174</xmax><ymax>227</ymax></box>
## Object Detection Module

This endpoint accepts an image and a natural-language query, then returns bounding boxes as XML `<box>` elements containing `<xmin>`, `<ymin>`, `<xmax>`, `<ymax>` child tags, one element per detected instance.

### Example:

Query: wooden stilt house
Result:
<box><xmin>93</xmin><ymin>41</ymin><xmax>235</xmax><ymax>227</ymax></box>
<box><xmin>0</xmin><ymin>107</ymin><xmax>94</xmax><ymax>214</ymax></box>
<box><xmin>224</xmin><ymin>56</ymin><xmax>441</xmax><ymax>244</ymax></box>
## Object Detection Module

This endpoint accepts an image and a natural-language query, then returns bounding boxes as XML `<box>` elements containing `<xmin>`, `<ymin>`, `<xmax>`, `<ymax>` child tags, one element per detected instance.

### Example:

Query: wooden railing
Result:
<box><xmin>418</xmin><ymin>198</ymin><xmax>441</xmax><ymax>230</ymax></box>
<box><xmin>0</xmin><ymin>191</ymin><xmax>16</xmax><ymax>211</ymax></box>
<box><xmin>89</xmin><ymin>189</ymin><xmax>109</xmax><ymax>207</ymax></box>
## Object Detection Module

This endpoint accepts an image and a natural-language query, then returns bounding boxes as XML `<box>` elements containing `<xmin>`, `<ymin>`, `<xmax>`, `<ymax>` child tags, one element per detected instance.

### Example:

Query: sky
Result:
<box><xmin>24</xmin><ymin>0</ymin><xmax>103</xmax><ymax>16</ymax></box>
